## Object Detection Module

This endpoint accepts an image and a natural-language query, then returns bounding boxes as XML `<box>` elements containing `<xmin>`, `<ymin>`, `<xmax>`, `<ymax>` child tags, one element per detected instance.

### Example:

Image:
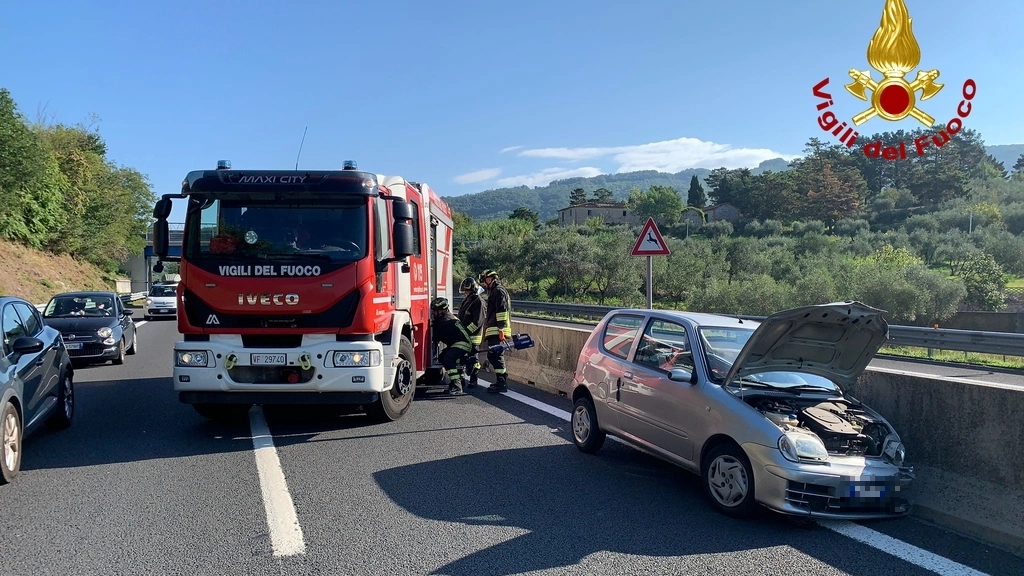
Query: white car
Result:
<box><xmin>144</xmin><ymin>283</ymin><xmax>178</xmax><ymax>320</ymax></box>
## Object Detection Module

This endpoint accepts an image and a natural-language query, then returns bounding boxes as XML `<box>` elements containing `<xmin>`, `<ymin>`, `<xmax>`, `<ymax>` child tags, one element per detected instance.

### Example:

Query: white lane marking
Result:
<box><xmin>249</xmin><ymin>406</ymin><xmax>305</xmax><ymax>557</ymax></box>
<box><xmin>474</xmin><ymin>377</ymin><xmax>993</xmax><ymax>576</ymax></box>
<box><xmin>135</xmin><ymin>320</ymin><xmax>148</xmax><ymax>328</ymax></box>
<box><xmin>819</xmin><ymin>521</ymin><xmax>991</xmax><ymax>576</ymax></box>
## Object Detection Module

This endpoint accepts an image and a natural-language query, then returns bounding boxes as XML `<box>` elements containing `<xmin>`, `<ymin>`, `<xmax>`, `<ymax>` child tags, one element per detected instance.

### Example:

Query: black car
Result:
<box><xmin>2</xmin><ymin>295</ymin><xmax>75</xmax><ymax>484</ymax></box>
<box><xmin>40</xmin><ymin>292</ymin><xmax>138</xmax><ymax>365</ymax></box>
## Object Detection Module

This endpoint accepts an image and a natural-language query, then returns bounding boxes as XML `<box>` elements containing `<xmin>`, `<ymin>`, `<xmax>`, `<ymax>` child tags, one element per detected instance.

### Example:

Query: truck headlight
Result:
<box><xmin>97</xmin><ymin>327</ymin><xmax>112</xmax><ymax>338</ymax></box>
<box><xmin>779</xmin><ymin>431</ymin><xmax>830</xmax><ymax>463</ymax></box>
<box><xmin>176</xmin><ymin>350</ymin><xmax>210</xmax><ymax>367</ymax></box>
<box><xmin>332</xmin><ymin>350</ymin><xmax>381</xmax><ymax>367</ymax></box>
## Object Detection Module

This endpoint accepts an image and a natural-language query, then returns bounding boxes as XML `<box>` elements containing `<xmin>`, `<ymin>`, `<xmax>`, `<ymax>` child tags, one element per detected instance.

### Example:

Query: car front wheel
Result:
<box><xmin>702</xmin><ymin>443</ymin><xmax>757</xmax><ymax>518</ymax></box>
<box><xmin>571</xmin><ymin>395</ymin><xmax>605</xmax><ymax>454</ymax></box>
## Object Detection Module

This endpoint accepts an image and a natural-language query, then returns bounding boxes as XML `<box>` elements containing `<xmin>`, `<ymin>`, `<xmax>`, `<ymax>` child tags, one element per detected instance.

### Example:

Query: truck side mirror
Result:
<box><xmin>391</xmin><ymin>199</ymin><xmax>416</xmax><ymax>260</ymax></box>
<box><xmin>153</xmin><ymin>219</ymin><xmax>169</xmax><ymax>258</ymax></box>
<box><xmin>154</xmin><ymin>197</ymin><xmax>172</xmax><ymax>220</ymax></box>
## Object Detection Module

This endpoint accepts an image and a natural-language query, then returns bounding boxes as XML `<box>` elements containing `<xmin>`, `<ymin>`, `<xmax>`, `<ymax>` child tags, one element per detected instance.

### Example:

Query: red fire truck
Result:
<box><xmin>151</xmin><ymin>160</ymin><xmax>454</xmax><ymax>422</ymax></box>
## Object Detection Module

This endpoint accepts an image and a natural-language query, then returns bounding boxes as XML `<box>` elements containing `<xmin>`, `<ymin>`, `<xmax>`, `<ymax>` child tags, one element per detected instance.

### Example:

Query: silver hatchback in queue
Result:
<box><xmin>569</xmin><ymin>301</ymin><xmax>914</xmax><ymax>520</ymax></box>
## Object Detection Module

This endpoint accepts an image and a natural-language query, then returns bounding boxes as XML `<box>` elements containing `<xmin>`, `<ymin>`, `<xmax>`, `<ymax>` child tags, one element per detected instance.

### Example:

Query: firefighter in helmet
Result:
<box><xmin>457</xmin><ymin>276</ymin><xmax>485</xmax><ymax>389</ymax></box>
<box><xmin>479</xmin><ymin>269</ymin><xmax>512</xmax><ymax>393</ymax></box>
<box><xmin>430</xmin><ymin>297</ymin><xmax>474</xmax><ymax>395</ymax></box>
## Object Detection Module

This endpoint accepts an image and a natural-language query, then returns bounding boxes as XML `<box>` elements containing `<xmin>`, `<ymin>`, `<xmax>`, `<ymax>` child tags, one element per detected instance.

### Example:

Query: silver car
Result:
<box><xmin>569</xmin><ymin>301</ymin><xmax>914</xmax><ymax>520</ymax></box>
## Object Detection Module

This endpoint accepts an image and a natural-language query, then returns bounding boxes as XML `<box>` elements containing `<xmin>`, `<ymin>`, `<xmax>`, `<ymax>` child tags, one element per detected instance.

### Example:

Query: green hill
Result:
<box><xmin>445</xmin><ymin>146</ymin><xmax>1023</xmax><ymax>222</ymax></box>
<box><xmin>445</xmin><ymin>158</ymin><xmax>788</xmax><ymax>222</ymax></box>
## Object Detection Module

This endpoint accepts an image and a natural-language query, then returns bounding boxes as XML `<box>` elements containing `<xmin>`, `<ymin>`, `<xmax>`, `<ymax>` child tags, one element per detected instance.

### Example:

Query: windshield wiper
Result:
<box><xmin>784</xmin><ymin>385</ymin><xmax>837</xmax><ymax>394</ymax></box>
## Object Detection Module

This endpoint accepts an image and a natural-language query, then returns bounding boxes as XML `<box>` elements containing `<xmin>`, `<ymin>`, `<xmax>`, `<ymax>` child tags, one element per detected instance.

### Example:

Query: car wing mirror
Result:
<box><xmin>668</xmin><ymin>368</ymin><xmax>696</xmax><ymax>384</ymax></box>
<box><xmin>12</xmin><ymin>336</ymin><xmax>44</xmax><ymax>356</ymax></box>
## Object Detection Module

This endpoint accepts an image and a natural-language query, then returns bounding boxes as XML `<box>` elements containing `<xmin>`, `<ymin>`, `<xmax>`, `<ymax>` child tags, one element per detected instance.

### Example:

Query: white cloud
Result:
<box><xmin>517</xmin><ymin>137</ymin><xmax>798</xmax><ymax>173</ymax></box>
<box><xmin>499</xmin><ymin>145</ymin><xmax>524</xmax><ymax>154</ymax></box>
<box><xmin>453</xmin><ymin>167</ymin><xmax>502</xmax><ymax>184</ymax></box>
<box><xmin>495</xmin><ymin>167</ymin><xmax>603</xmax><ymax>188</ymax></box>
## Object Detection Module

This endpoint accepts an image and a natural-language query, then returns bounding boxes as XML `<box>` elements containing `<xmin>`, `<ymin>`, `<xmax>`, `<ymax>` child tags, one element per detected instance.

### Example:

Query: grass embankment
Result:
<box><xmin>0</xmin><ymin>238</ymin><xmax>115</xmax><ymax>305</ymax></box>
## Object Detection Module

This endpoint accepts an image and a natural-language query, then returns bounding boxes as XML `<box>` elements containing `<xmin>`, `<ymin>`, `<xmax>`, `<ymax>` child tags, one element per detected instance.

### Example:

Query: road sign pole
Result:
<box><xmin>646</xmin><ymin>255</ymin><xmax>653</xmax><ymax>309</ymax></box>
<box><xmin>631</xmin><ymin>217</ymin><xmax>670</xmax><ymax>311</ymax></box>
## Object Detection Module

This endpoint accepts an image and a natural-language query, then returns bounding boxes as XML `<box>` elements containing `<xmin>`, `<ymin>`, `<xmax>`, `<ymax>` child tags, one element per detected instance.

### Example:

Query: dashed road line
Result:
<box><xmin>475</xmin><ymin>377</ymin><xmax>993</xmax><ymax>576</ymax></box>
<box><xmin>249</xmin><ymin>406</ymin><xmax>305</xmax><ymax>557</ymax></box>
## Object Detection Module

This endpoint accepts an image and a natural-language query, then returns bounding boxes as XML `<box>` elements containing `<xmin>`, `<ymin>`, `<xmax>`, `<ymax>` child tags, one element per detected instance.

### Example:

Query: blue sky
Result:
<box><xmin>2</xmin><ymin>0</ymin><xmax>1021</xmax><ymax>223</ymax></box>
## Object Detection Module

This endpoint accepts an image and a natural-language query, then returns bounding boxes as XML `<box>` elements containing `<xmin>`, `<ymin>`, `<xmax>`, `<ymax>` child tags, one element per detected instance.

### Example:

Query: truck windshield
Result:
<box><xmin>184</xmin><ymin>197</ymin><xmax>369</xmax><ymax>262</ymax></box>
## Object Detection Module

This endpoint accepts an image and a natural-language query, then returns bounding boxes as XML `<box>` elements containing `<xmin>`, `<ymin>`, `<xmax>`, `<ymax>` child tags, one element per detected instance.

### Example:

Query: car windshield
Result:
<box><xmin>184</xmin><ymin>197</ymin><xmax>369</xmax><ymax>262</ymax></box>
<box><xmin>150</xmin><ymin>285</ymin><xmax>176</xmax><ymax>297</ymax></box>
<box><xmin>697</xmin><ymin>326</ymin><xmax>839</xmax><ymax>391</ymax></box>
<box><xmin>44</xmin><ymin>295</ymin><xmax>116</xmax><ymax>318</ymax></box>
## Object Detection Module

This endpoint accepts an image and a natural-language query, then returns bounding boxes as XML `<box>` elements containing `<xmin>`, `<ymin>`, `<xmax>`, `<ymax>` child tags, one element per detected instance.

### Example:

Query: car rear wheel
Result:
<box><xmin>571</xmin><ymin>395</ymin><xmax>605</xmax><ymax>454</ymax></box>
<box><xmin>702</xmin><ymin>443</ymin><xmax>757</xmax><ymax>518</ymax></box>
<box><xmin>1</xmin><ymin>402</ymin><xmax>22</xmax><ymax>485</ymax></box>
<box><xmin>46</xmin><ymin>372</ymin><xmax>74</xmax><ymax>429</ymax></box>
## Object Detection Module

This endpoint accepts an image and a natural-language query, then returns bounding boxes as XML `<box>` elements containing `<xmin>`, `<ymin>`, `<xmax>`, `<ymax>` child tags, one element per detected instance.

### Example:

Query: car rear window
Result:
<box><xmin>601</xmin><ymin>314</ymin><xmax>644</xmax><ymax>360</ymax></box>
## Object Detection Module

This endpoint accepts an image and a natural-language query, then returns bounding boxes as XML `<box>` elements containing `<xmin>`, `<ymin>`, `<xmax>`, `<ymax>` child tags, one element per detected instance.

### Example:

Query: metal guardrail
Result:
<box><xmin>453</xmin><ymin>296</ymin><xmax>1024</xmax><ymax>358</ymax></box>
<box><xmin>34</xmin><ymin>292</ymin><xmax>148</xmax><ymax>312</ymax></box>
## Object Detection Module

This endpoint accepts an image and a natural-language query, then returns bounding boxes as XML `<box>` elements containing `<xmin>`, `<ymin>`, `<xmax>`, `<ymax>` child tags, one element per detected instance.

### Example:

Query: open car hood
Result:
<box><xmin>719</xmin><ymin>301</ymin><xmax>889</xmax><ymax>389</ymax></box>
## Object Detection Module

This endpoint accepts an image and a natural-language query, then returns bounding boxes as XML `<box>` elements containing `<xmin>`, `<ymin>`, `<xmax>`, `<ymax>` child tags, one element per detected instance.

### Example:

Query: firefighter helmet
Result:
<box><xmin>459</xmin><ymin>276</ymin><xmax>478</xmax><ymax>293</ymax></box>
<box><xmin>479</xmin><ymin>269</ymin><xmax>498</xmax><ymax>282</ymax></box>
<box><xmin>430</xmin><ymin>297</ymin><xmax>450</xmax><ymax>311</ymax></box>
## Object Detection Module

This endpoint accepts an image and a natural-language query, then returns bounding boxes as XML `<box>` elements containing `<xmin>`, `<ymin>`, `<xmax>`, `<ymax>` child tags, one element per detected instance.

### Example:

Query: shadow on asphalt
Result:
<box><xmin>19</xmin><ymin>375</ymin><xmax>257</xmax><ymax>471</ymax></box>
<box><xmin>372</xmin><ymin>441</ymin><xmax>931</xmax><ymax>576</ymax></box>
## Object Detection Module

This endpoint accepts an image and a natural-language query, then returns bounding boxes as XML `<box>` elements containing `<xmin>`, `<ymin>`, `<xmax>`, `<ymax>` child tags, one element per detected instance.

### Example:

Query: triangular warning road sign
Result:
<box><xmin>631</xmin><ymin>217</ymin><xmax>671</xmax><ymax>256</ymax></box>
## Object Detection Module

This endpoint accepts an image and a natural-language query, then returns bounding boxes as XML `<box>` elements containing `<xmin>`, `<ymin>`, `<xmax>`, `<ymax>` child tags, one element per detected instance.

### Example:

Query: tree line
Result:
<box><xmin>453</xmin><ymin>126</ymin><xmax>1024</xmax><ymax>324</ymax></box>
<box><xmin>0</xmin><ymin>88</ymin><xmax>155</xmax><ymax>274</ymax></box>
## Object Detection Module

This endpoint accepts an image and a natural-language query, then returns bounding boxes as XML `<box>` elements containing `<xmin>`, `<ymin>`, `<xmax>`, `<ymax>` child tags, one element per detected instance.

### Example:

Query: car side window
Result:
<box><xmin>633</xmin><ymin>319</ymin><xmax>695</xmax><ymax>374</ymax></box>
<box><xmin>12</xmin><ymin>302</ymin><xmax>42</xmax><ymax>336</ymax></box>
<box><xmin>2</xmin><ymin>304</ymin><xmax>28</xmax><ymax>356</ymax></box>
<box><xmin>600</xmin><ymin>314</ymin><xmax>644</xmax><ymax>360</ymax></box>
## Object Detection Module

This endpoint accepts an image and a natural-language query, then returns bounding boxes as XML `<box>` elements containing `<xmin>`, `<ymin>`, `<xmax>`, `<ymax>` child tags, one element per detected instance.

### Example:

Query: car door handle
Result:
<box><xmin>623</xmin><ymin>371</ymin><xmax>633</xmax><ymax>379</ymax></box>
<box><xmin>35</xmin><ymin>358</ymin><xmax>45</xmax><ymax>366</ymax></box>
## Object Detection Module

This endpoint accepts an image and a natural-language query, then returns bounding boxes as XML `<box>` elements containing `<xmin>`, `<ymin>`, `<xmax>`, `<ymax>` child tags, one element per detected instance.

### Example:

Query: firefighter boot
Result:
<box><xmin>487</xmin><ymin>373</ymin><xmax>508</xmax><ymax>394</ymax></box>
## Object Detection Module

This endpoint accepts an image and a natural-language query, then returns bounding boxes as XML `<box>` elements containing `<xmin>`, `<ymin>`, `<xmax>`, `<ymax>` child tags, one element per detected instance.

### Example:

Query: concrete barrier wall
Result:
<box><xmin>502</xmin><ymin>319</ymin><xmax>1024</xmax><ymax>553</ymax></box>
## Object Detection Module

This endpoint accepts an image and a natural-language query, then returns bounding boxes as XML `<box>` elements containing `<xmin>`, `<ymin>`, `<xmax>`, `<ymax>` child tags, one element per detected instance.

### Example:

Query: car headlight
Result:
<box><xmin>778</xmin><ymin>431</ymin><xmax>830</xmax><ymax>463</ymax></box>
<box><xmin>97</xmin><ymin>327</ymin><xmax>113</xmax><ymax>338</ymax></box>
<box><xmin>331</xmin><ymin>350</ymin><xmax>381</xmax><ymax>367</ymax></box>
<box><xmin>882</xmin><ymin>434</ymin><xmax>906</xmax><ymax>466</ymax></box>
<box><xmin>146</xmin><ymin>298</ymin><xmax>153</xmax><ymax>305</ymax></box>
<box><xmin>176</xmin><ymin>350</ymin><xmax>210</xmax><ymax>367</ymax></box>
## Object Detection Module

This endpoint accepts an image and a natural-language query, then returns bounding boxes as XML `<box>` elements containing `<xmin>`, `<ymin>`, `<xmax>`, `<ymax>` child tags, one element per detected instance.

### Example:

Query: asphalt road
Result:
<box><xmin>2</xmin><ymin>319</ymin><xmax>1022</xmax><ymax>575</ymax></box>
<box><xmin>515</xmin><ymin>317</ymin><xmax>1024</xmax><ymax>390</ymax></box>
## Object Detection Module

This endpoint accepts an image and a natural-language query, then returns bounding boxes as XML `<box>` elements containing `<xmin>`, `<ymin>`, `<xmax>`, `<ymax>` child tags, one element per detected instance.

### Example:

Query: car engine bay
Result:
<box><xmin>747</xmin><ymin>396</ymin><xmax>892</xmax><ymax>457</ymax></box>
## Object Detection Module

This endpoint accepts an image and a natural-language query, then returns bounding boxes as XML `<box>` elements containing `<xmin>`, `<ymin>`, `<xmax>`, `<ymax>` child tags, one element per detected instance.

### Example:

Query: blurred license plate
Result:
<box><xmin>251</xmin><ymin>354</ymin><xmax>286</xmax><ymax>365</ymax></box>
<box><xmin>65</xmin><ymin>342</ymin><xmax>82</xmax><ymax>350</ymax></box>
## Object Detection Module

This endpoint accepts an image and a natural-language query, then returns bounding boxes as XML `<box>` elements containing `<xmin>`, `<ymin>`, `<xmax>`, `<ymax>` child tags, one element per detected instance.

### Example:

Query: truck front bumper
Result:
<box><xmin>172</xmin><ymin>336</ymin><xmax>398</xmax><ymax>403</ymax></box>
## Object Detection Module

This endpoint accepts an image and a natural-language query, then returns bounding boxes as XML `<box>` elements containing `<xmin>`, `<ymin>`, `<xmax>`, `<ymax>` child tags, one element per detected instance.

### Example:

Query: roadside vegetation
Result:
<box><xmin>0</xmin><ymin>87</ymin><xmax>155</xmax><ymax>301</ymax></box>
<box><xmin>452</xmin><ymin>128</ymin><xmax>1024</xmax><ymax>370</ymax></box>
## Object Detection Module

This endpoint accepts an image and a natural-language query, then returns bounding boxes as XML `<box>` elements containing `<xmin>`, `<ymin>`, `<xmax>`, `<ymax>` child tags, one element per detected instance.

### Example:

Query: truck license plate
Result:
<box><xmin>251</xmin><ymin>353</ymin><xmax>286</xmax><ymax>366</ymax></box>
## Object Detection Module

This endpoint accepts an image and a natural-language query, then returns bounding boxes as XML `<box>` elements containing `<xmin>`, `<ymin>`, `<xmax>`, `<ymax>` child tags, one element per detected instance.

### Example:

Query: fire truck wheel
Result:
<box><xmin>367</xmin><ymin>335</ymin><xmax>416</xmax><ymax>423</ymax></box>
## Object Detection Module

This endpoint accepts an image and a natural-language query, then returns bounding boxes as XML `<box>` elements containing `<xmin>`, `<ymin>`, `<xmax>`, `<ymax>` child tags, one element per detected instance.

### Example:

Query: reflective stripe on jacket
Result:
<box><xmin>432</xmin><ymin>315</ymin><xmax>473</xmax><ymax>352</ymax></box>
<box><xmin>458</xmin><ymin>293</ymin><xmax>485</xmax><ymax>345</ymax></box>
<box><xmin>483</xmin><ymin>281</ymin><xmax>512</xmax><ymax>338</ymax></box>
